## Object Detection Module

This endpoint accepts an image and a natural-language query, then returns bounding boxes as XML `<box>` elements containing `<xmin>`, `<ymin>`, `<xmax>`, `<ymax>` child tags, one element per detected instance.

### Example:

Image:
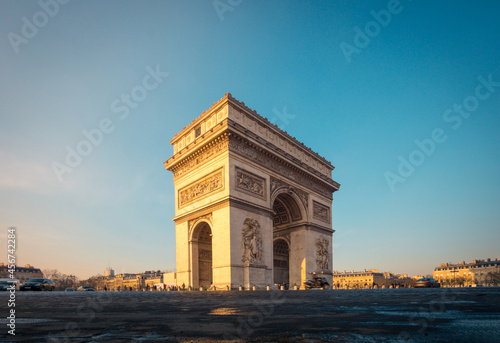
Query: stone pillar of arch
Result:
<box><xmin>164</xmin><ymin>93</ymin><xmax>340</xmax><ymax>289</ymax></box>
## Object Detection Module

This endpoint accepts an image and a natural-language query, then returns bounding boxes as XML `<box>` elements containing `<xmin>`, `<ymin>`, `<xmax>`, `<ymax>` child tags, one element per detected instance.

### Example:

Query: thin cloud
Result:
<box><xmin>0</xmin><ymin>152</ymin><xmax>74</xmax><ymax>194</ymax></box>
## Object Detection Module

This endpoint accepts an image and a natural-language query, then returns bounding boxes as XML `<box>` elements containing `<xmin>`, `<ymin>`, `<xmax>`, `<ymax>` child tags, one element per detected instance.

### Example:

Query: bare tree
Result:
<box><xmin>78</xmin><ymin>274</ymin><xmax>104</xmax><ymax>290</ymax></box>
<box><xmin>42</xmin><ymin>269</ymin><xmax>79</xmax><ymax>290</ymax></box>
<box><xmin>485</xmin><ymin>271</ymin><xmax>500</xmax><ymax>286</ymax></box>
<box><xmin>42</xmin><ymin>269</ymin><xmax>59</xmax><ymax>280</ymax></box>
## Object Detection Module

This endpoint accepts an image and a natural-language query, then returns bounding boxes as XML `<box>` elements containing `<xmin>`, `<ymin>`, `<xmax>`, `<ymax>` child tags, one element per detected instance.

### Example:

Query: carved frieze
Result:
<box><xmin>235</xmin><ymin>167</ymin><xmax>266</xmax><ymax>200</ymax></box>
<box><xmin>171</xmin><ymin>136</ymin><xmax>229</xmax><ymax>179</ymax></box>
<box><xmin>178</xmin><ymin>169</ymin><xmax>224</xmax><ymax>208</ymax></box>
<box><xmin>228</xmin><ymin>102</ymin><xmax>333</xmax><ymax>178</ymax></box>
<box><xmin>315</xmin><ymin>237</ymin><xmax>330</xmax><ymax>271</ymax></box>
<box><xmin>229</xmin><ymin>138</ymin><xmax>332</xmax><ymax>199</ymax></box>
<box><xmin>241</xmin><ymin>218</ymin><xmax>263</xmax><ymax>264</ymax></box>
<box><xmin>313</xmin><ymin>201</ymin><xmax>330</xmax><ymax>223</ymax></box>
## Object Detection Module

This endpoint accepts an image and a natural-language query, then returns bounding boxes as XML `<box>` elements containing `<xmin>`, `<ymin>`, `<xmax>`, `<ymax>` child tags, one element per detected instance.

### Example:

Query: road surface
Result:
<box><xmin>1</xmin><ymin>287</ymin><xmax>499</xmax><ymax>342</ymax></box>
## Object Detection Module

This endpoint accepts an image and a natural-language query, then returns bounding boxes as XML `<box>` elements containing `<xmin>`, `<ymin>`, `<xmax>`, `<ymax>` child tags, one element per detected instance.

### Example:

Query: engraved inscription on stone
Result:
<box><xmin>313</xmin><ymin>201</ymin><xmax>330</xmax><ymax>223</ymax></box>
<box><xmin>235</xmin><ymin>168</ymin><xmax>266</xmax><ymax>200</ymax></box>
<box><xmin>179</xmin><ymin>169</ymin><xmax>223</xmax><ymax>208</ymax></box>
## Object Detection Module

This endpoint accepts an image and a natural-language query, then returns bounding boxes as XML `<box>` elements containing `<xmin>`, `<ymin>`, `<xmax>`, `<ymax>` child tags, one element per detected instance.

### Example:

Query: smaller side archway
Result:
<box><xmin>190</xmin><ymin>222</ymin><xmax>213</xmax><ymax>288</ymax></box>
<box><xmin>273</xmin><ymin>238</ymin><xmax>290</xmax><ymax>286</ymax></box>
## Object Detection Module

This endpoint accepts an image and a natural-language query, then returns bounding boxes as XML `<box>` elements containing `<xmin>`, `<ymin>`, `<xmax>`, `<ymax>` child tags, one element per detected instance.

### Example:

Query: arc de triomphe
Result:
<box><xmin>164</xmin><ymin>93</ymin><xmax>340</xmax><ymax>289</ymax></box>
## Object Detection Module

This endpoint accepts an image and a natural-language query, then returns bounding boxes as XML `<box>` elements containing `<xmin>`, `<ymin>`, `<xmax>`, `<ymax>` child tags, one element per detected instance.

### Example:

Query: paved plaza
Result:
<box><xmin>1</xmin><ymin>287</ymin><xmax>500</xmax><ymax>342</ymax></box>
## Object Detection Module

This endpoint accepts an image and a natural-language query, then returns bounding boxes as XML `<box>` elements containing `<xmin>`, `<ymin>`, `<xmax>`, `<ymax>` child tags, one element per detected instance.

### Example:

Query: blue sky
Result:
<box><xmin>1</xmin><ymin>0</ymin><xmax>499</xmax><ymax>279</ymax></box>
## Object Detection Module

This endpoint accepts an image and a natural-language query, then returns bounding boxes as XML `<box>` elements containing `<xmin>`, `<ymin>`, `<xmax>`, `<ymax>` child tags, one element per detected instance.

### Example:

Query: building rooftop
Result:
<box><xmin>435</xmin><ymin>258</ymin><xmax>499</xmax><ymax>270</ymax></box>
<box><xmin>0</xmin><ymin>264</ymin><xmax>42</xmax><ymax>273</ymax></box>
<box><xmin>332</xmin><ymin>269</ymin><xmax>383</xmax><ymax>275</ymax></box>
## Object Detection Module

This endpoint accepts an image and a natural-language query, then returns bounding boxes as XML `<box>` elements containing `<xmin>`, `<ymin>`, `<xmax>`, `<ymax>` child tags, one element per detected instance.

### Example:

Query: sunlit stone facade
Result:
<box><xmin>433</xmin><ymin>258</ymin><xmax>500</xmax><ymax>287</ymax></box>
<box><xmin>331</xmin><ymin>269</ymin><xmax>412</xmax><ymax>289</ymax></box>
<box><xmin>164</xmin><ymin>93</ymin><xmax>340</xmax><ymax>289</ymax></box>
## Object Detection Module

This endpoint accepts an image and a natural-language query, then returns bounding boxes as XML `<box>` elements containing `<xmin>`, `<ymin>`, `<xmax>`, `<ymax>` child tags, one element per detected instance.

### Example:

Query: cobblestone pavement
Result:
<box><xmin>1</xmin><ymin>287</ymin><xmax>500</xmax><ymax>342</ymax></box>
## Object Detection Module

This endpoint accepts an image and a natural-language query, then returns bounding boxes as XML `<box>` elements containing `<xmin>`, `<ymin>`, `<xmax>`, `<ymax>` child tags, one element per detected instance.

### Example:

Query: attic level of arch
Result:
<box><xmin>169</xmin><ymin>93</ymin><xmax>333</xmax><ymax>170</ymax></box>
<box><xmin>165</xmin><ymin>95</ymin><xmax>338</xmax><ymax>185</ymax></box>
<box><xmin>165</xmin><ymin>132</ymin><xmax>339</xmax><ymax>200</ymax></box>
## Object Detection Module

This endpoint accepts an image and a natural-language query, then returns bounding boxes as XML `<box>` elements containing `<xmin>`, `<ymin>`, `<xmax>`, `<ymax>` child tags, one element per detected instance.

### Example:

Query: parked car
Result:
<box><xmin>65</xmin><ymin>288</ymin><xmax>74</xmax><ymax>292</ymax></box>
<box><xmin>20</xmin><ymin>278</ymin><xmax>55</xmax><ymax>291</ymax></box>
<box><xmin>414</xmin><ymin>278</ymin><xmax>440</xmax><ymax>288</ymax></box>
<box><xmin>0</xmin><ymin>279</ymin><xmax>19</xmax><ymax>291</ymax></box>
<box><xmin>77</xmin><ymin>286</ymin><xmax>95</xmax><ymax>291</ymax></box>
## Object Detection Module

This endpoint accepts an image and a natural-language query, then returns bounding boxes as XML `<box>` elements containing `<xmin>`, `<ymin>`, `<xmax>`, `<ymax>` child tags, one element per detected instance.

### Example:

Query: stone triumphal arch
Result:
<box><xmin>164</xmin><ymin>93</ymin><xmax>340</xmax><ymax>289</ymax></box>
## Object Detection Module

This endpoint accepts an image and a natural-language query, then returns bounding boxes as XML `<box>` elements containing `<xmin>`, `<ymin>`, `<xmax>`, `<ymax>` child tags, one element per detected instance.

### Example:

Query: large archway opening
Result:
<box><xmin>272</xmin><ymin>192</ymin><xmax>303</xmax><ymax>287</ymax></box>
<box><xmin>192</xmin><ymin>222</ymin><xmax>213</xmax><ymax>288</ymax></box>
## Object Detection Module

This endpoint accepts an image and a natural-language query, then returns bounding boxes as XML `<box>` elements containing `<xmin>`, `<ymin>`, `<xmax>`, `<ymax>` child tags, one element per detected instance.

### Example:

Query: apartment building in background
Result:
<box><xmin>433</xmin><ymin>258</ymin><xmax>500</xmax><ymax>287</ymax></box>
<box><xmin>0</xmin><ymin>263</ymin><xmax>43</xmax><ymax>282</ymax></box>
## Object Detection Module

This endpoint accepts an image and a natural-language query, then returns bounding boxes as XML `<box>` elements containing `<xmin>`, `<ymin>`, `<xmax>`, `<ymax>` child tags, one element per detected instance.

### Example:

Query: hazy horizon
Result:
<box><xmin>1</xmin><ymin>0</ymin><xmax>499</xmax><ymax>280</ymax></box>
